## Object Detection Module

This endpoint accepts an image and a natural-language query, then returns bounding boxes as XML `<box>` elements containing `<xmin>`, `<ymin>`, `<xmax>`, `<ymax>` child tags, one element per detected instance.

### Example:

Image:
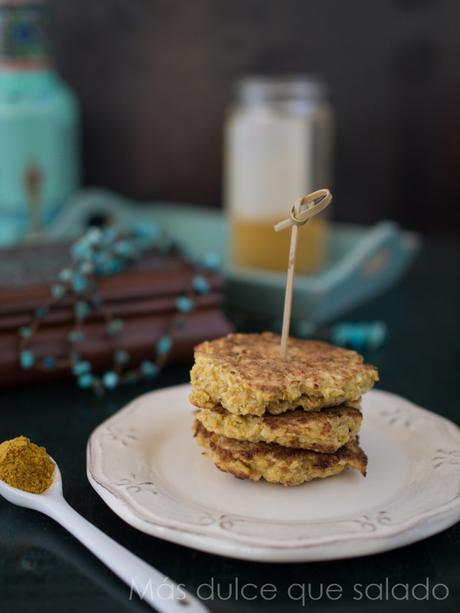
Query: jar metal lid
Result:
<box><xmin>236</xmin><ymin>75</ymin><xmax>327</xmax><ymax>104</ymax></box>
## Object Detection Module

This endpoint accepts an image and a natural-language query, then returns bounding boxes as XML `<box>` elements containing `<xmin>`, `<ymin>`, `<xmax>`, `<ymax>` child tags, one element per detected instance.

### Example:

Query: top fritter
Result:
<box><xmin>190</xmin><ymin>332</ymin><xmax>378</xmax><ymax>416</ymax></box>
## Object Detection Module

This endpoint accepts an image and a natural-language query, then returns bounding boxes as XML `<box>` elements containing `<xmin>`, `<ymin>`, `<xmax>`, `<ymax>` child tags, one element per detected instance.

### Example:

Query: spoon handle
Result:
<box><xmin>45</xmin><ymin>497</ymin><xmax>208</xmax><ymax>613</ymax></box>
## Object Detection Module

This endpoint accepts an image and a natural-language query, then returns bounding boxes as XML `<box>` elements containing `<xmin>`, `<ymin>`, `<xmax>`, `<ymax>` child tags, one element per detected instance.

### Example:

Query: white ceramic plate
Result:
<box><xmin>87</xmin><ymin>384</ymin><xmax>460</xmax><ymax>562</ymax></box>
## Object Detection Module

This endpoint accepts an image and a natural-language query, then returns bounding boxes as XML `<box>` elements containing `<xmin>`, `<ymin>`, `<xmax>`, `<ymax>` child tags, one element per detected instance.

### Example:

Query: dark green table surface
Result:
<box><xmin>1</xmin><ymin>239</ymin><xmax>459</xmax><ymax>613</ymax></box>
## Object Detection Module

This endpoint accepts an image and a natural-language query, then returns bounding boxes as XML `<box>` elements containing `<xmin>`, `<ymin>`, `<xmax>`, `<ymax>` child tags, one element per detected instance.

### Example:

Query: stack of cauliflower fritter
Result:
<box><xmin>190</xmin><ymin>332</ymin><xmax>378</xmax><ymax>486</ymax></box>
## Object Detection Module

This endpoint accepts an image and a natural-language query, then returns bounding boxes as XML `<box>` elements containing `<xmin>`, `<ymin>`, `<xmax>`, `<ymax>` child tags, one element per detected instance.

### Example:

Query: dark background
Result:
<box><xmin>49</xmin><ymin>0</ymin><xmax>460</xmax><ymax>234</ymax></box>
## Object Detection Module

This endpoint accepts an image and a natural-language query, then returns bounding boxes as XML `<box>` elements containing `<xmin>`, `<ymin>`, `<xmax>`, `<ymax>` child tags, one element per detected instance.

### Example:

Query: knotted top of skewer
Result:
<box><xmin>274</xmin><ymin>189</ymin><xmax>332</xmax><ymax>233</ymax></box>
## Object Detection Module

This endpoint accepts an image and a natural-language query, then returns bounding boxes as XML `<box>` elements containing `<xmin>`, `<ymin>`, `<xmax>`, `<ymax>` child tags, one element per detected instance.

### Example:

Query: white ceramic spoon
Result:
<box><xmin>0</xmin><ymin>462</ymin><xmax>208</xmax><ymax>613</ymax></box>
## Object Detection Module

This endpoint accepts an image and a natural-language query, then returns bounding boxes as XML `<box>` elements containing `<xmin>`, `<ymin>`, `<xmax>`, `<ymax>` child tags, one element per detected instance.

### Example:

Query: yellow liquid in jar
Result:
<box><xmin>231</xmin><ymin>216</ymin><xmax>328</xmax><ymax>273</ymax></box>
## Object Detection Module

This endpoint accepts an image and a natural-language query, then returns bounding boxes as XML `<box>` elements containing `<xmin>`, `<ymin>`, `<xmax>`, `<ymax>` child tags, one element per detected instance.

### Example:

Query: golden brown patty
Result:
<box><xmin>195</xmin><ymin>404</ymin><xmax>362</xmax><ymax>452</ymax></box>
<box><xmin>190</xmin><ymin>332</ymin><xmax>378</xmax><ymax>416</ymax></box>
<box><xmin>193</xmin><ymin>420</ymin><xmax>367</xmax><ymax>486</ymax></box>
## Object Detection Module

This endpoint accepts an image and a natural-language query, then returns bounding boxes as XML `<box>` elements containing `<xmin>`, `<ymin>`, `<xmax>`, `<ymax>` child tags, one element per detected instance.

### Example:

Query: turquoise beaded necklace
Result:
<box><xmin>18</xmin><ymin>226</ymin><xmax>215</xmax><ymax>393</ymax></box>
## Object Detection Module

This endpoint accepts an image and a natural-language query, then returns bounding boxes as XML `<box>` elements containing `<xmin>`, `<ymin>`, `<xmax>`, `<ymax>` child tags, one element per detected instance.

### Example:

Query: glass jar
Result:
<box><xmin>224</xmin><ymin>75</ymin><xmax>333</xmax><ymax>273</ymax></box>
<box><xmin>0</xmin><ymin>0</ymin><xmax>80</xmax><ymax>245</ymax></box>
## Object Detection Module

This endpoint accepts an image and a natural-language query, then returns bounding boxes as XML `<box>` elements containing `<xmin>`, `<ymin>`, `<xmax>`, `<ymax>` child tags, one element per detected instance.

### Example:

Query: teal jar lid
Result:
<box><xmin>0</xmin><ymin>0</ymin><xmax>49</xmax><ymax>65</ymax></box>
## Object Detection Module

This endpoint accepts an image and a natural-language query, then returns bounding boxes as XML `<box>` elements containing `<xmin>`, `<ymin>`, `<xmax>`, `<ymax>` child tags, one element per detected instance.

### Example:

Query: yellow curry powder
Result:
<box><xmin>0</xmin><ymin>436</ymin><xmax>54</xmax><ymax>494</ymax></box>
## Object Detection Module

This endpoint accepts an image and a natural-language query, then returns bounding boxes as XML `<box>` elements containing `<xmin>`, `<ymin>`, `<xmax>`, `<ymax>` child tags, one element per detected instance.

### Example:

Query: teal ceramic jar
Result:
<box><xmin>0</xmin><ymin>0</ymin><xmax>80</xmax><ymax>244</ymax></box>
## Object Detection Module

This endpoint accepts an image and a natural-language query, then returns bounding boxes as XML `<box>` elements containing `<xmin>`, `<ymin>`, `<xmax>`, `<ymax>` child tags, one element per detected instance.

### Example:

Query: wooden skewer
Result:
<box><xmin>274</xmin><ymin>189</ymin><xmax>332</xmax><ymax>359</ymax></box>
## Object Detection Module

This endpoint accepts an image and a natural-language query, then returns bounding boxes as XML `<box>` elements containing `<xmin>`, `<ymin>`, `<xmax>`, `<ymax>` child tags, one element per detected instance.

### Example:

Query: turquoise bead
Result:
<box><xmin>175</xmin><ymin>296</ymin><xmax>194</xmax><ymax>313</ymax></box>
<box><xmin>101</xmin><ymin>259</ymin><xmax>123</xmax><ymax>275</ymax></box>
<box><xmin>73</xmin><ymin>273</ymin><xmax>88</xmax><ymax>294</ymax></box>
<box><xmin>367</xmin><ymin>322</ymin><xmax>387</xmax><ymax>350</ymax></box>
<box><xmin>72</xmin><ymin>361</ymin><xmax>91</xmax><ymax>375</ymax></box>
<box><xmin>107</xmin><ymin>319</ymin><xmax>124</xmax><ymax>334</ymax></box>
<box><xmin>79</xmin><ymin>261</ymin><xmax>93</xmax><ymax>275</ymax></box>
<box><xmin>103</xmin><ymin>371</ymin><xmax>118</xmax><ymax>389</ymax></box>
<box><xmin>71</xmin><ymin>241</ymin><xmax>91</xmax><ymax>261</ymax></box>
<box><xmin>74</xmin><ymin>301</ymin><xmax>89</xmax><ymax>320</ymax></box>
<box><xmin>78</xmin><ymin>373</ymin><xmax>93</xmax><ymax>389</ymax></box>
<box><xmin>51</xmin><ymin>283</ymin><xmax>65</xmax><ymax>299</ymax></box>
<box><xmin>349</xmin><ymin>326</ymin><xmax>366</xmax><ymax>350</ymax></box>
<box><xmin>203</xmin><ymin>252</ymin><xmax>220</xmax><ymax>270</ymax></box>
<box><xmin>114</xmin><ymin>349</ymin><xmax>130</xmax><ymax>365</ymax></box>
<box><xmin>86</xmin><ymin>228</ymin><xmax>103</xmax><ymax>245</ymax></box>
<box><xmin>332</xmin><ymin>322</ymin><xmax>387</xmax><ymax>351</ymax></box>
<box><xmin>192</xmin><ymin>275</ymin><xmax>210</xmax><ymax>294</ymax></box>
<box><xmin>141</xmin><ymin>361</ymin><xmax>159</xmax><ymax>379</ymax></box>
<box><xmin>19</xmin><ymin>326</ymin><xmax>32</xmax><ymax>338</ymax></box>
<box><xmin>35</xmin><ymin>307</ymin><xmax>47</xmax><ymax>318</ymax></box>
<box><xmin>156</xmin><ymin>336</ymin><xmax>172</xmax><ymax>355</ymax></box>
<box><xmin>58</xmin><ymin>268</ymin><xmax>73</xmax><ymax>282</ymax></box>
<box><xmin>20</xmin><ymin>350</ymin><xmax>35</xmax><ymax>369</ymax></box>
<box><xmin>68</xmin><ymin>330</ymin><xmax>85</xmax><ymax>343</ymax></box>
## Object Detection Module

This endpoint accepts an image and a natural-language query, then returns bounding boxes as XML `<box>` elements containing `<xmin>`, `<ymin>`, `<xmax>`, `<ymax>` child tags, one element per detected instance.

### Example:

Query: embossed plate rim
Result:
<box><xmin>87</xmin><ymin>384</ymin><xmax>460</xmax><ymax>562</ymax></box>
